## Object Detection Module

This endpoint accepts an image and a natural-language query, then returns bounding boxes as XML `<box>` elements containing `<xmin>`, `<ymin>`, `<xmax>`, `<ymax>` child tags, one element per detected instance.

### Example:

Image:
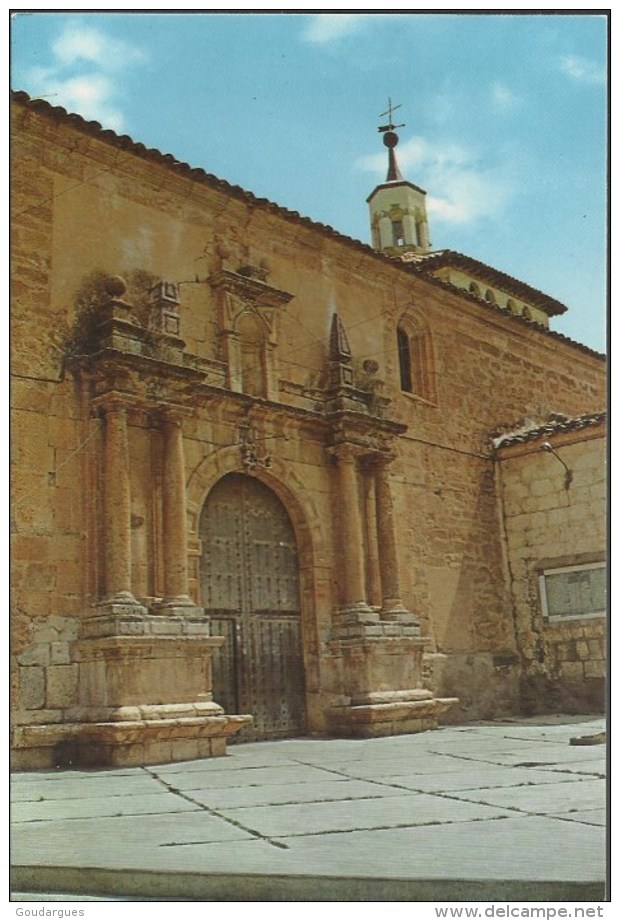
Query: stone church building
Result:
<box><xmin>10</xmin><ymin>91</ymin><xmax>606</xmax><ymax>769</ymax></box>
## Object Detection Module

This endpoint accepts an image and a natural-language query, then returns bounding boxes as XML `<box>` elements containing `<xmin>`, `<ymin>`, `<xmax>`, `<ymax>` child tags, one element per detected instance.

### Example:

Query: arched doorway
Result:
<box><xmin>199</xmin><ymin>473</ymin><xmax>306</xmax><ymax>741</ymax></box>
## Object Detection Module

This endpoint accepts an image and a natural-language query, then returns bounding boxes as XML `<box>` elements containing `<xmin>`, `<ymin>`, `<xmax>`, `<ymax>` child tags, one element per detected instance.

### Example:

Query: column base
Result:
<box><xmin>328</xmin><ymin>694</ymin><xmax>458</xmax><ymax>738</ymax></box>
<box><xmin>151</xmin><ymin>598</ymin><xmax>205</xmax><ymax>619</ymax></box>
<box><xmin>381</xmin><ymin>600</ymin><xmax>420</xmax><ymax>625</ymax></box>
<box><xmin>333</xmin><ymin>602</ymin><xmax>381</xmax><ymax>629</ymax></box>
<box><xmin>96</xmin><ymin>593</ymin><xmax>148</xmax><ymax>614</ymax></box>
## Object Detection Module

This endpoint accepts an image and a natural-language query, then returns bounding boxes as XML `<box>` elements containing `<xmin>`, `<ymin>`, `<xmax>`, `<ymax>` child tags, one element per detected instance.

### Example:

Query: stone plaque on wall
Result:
<box><xmin>540</xmin><ymin>563</ymin><xmax>606</xmax><ymax>621</ymax></box>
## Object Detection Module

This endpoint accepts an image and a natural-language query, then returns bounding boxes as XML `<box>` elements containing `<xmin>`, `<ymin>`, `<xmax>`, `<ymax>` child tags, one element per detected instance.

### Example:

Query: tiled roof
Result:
<box><xmin>12</xmin><ymin>90</ymin><xmax>605</xmax><ymax>361</ymax></box>
<box><xmin>492</xmin><ymin>411</ymin><xmax>606</xmax><ymax>449</ymax></box>
<box><xmin>403</xmin><ymin>249</ymin><xmax>567</xmax><ymax>317</ymax></box>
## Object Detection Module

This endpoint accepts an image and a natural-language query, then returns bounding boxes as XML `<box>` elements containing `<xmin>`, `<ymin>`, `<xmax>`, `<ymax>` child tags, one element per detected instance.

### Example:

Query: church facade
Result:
<box><xmin>11</xmin><ymin>92</ymin><xmax>606</xmax><ymax>769</ymax></box>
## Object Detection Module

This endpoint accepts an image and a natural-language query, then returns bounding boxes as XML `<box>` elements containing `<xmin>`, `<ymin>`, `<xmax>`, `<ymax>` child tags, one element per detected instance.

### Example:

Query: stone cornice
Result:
<box><xmin>209</xmin><ymin>269</ymin><xmax>293</xmax><ymax>309</ymax></box>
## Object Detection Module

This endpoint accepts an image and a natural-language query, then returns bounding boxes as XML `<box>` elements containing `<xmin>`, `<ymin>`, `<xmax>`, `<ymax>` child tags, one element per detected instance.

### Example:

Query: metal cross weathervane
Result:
<box><xmin>378</xmin><ymin>97</ymin><xmax>405</xmax><ymax>133</ymax></box>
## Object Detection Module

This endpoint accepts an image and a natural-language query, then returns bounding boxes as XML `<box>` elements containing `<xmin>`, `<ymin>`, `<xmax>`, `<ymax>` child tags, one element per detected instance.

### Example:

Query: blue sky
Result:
<box><xmin>11</xmin><ymin>11</ymin><xmax>608</xmax><ymax>352</ymax></box>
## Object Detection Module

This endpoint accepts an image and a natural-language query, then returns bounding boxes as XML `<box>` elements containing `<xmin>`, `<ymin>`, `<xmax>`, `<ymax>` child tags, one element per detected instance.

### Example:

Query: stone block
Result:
<box><xmin>588</xmin><ymin>639</ymin><xmax>604</xmax><ymax>659</ymax></box>
<box><xmin>584</xmin><ymin>661</ymin><xmax>606</xmax><ymax>679</ymax></box>
<box><xmin>575</xmin><ymin>641</ymin><xmax>590</xmax><ymax>660</ymax></box>
<box><xmin>48</xmin><ymin>416</ymin><xmax>77</xmax><ymax>448</ymax></box>
<box><xmin>20</xmin><ymin>666</ymin><xmax>45</xmax><ymax>709</ymax></box>
<box><xmin>560</xmin><ymin>661</ymin><xmax>584</xmax><ymax>679</ymax></box>
<box><xmin>50</xmin><ymin>641</ymin><xmax>71</xmax><ymax>665</ymax></box>
<box><xmin>55</xmin><ymin>560</ymin><xmax>82</xmax><ymax>593</ymax></box>
<box><xmin>17</xmin><ymin>643</ymin><xmax>50</xmax><ymax>667</ymax></box>
<box><xmin>25</xmin><ymin>563</ymin><xmax>56</xmax><ymax>592</ymax></box>
<box><xmin>11</xmin><ymin>534</ymin><xmax>51</xmax><ymax>562</ymax></box>
<box><xmin>11</xmin><ymin>412</ymin><xmax>54</xmax><ymax>472</ymax></box>
<box><xmin>13</xmin><ymin>590</ymin><xmax>52</xmax><ymax>618</ymax></box>
<box><xmin>10</xmin><ymin>379</ymin><xmax>53</xmax><ymax>414</ymax></box>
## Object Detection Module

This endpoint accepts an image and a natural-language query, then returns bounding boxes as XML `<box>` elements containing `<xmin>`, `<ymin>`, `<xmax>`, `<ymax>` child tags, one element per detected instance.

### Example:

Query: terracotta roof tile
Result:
<box><xmin>492</xmin><ymin>411</ymin><xmax>606</xmax><ymax>449</ymax></box>
<box><xmin>409</xmin><ymin>249</ymin><xmax>568</xmax><ymax>317</ymax></box>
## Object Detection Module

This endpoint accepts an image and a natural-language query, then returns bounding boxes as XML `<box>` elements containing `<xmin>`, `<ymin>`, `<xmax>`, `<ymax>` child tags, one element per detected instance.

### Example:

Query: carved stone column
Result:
<box><xmin>100</xmin><ymin>400</ymin><xmax>140</xmax><ymax>606</ymax></box>
<box><xmin>374</xmin><ymin>455</ymin><xmax>414</xmax><ymax>621</ymax></box>
<box><xmin>331</xmin><ymin>445</ymin><xmax>377</xmax><ymax>623</ymax></box>
<box><xmin>159</xmin><ymin>412</ymin><xmax>194</xmax><ymax>608</ymax></box>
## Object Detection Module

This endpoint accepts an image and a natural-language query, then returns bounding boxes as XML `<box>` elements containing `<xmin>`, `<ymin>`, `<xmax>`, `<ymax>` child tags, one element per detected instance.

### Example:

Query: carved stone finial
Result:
<box><xmin>105</xmin><ymin>275</ymin><xmax>127</xmax><ymax>298</ymax></box>
<box><xmin>329</xmin><ymin>313</ymin><xmax>352</xmax><ymax>364</ymax></box>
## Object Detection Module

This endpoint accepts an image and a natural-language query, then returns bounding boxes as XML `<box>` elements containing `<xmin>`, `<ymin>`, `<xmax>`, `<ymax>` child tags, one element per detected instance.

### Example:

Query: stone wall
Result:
<box><xmin>496</xmin><ymin>424</ymin><xmax>606</xmax><ymax>713</ymax></box>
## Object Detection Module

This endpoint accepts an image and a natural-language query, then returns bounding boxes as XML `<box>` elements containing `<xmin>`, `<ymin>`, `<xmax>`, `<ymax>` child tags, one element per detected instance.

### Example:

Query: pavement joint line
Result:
<box><xmin>143</xmin><ymin>767</ymin><xmax>290</xmax><ymax>850</ymax></box>
<box><xmin>424</xmin><ymin>748</ymin><xmax>604</xmax><ymax>770</ymax></box>
<box><xmin>540</xmin><ymin>768</ymin><xmax>605</xmax><ymax>779</ymax></box>
<box><xmin>286</xmin><ymin>757</ymin><xmax>437</xmax><ymax>793</ymax></box>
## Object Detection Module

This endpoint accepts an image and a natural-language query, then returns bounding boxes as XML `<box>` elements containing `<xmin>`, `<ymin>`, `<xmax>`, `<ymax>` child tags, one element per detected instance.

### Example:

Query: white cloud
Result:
<box><xmin>23</xmin><ymin>20</ymin><xmax>145</xmax><ymax>130</ymax></box>
<box><xmin>52</xmin><ymin>23</ymin><xmax>145</xmax><ymax>71</ymax></box>
<box><xmin>302</xmin><ymin>14</ymin><xmax>368</xmax><ymax>44</ymax></box>
<box><xmin>357</xmin><ymin>136</ymin><xmax>514</xmax><ymax>226</ymax></box>
<box><xmin>559</xmin><ymin>55</ymin><xmax>606</xmax><ymax>85</ymax></box>
<box><xmin>491</xmin><ymin>82</ymin><xmax>521</xmax><ymax>111</ymax></box>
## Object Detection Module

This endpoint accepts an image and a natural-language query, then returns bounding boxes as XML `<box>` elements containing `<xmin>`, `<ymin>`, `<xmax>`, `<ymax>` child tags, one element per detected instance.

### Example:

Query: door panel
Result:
<box><xmin>200</xmin><ymin>474</ymin><xmax>305</xmax><ymax>741</ymax></box>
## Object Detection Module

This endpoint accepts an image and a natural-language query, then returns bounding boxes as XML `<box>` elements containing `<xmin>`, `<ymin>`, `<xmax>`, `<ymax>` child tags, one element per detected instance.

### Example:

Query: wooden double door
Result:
<box><xmin>199</xmin><ymin>473</ymin><xmax>306</xmax><ymax>741</ymax></box>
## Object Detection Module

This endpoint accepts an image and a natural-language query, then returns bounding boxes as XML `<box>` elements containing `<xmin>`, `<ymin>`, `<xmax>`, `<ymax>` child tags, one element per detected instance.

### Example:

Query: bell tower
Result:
<box><xmin>367</xmin><ymin>99</ymin><xmax>431</xmax><ymax>256</ymax></box>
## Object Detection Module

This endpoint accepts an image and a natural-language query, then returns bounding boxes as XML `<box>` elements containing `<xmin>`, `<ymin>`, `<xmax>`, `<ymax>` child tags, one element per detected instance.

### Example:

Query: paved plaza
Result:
<box><xmin>11</xmin><ymin>716</ymin><xmax>607</xmax><ymax>902</ymax></box>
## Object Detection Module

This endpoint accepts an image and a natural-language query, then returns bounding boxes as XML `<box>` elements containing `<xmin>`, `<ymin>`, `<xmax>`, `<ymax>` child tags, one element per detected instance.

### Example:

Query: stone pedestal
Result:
<box><xmin>328</xmin><ymin>620</ymin><xmax>457</xmax><ymax>737</ymax></box>
<box><xmin>11</xmin><ymin>611</ymin><xmax>252</xmax><ymax>769</ymax></box>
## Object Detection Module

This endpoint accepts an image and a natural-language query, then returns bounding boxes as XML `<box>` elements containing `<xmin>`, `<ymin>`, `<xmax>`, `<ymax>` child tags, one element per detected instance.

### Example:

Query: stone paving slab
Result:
<box><xmin>449</xmin><ymin>778</ymin><xmax>606</xmax><ymax>816</ymax></box>
<box><xmin>12</xmin><ymin>790</ymin><xmax>201</xmax><ymax>822</ymax></box>
<box><xmin>427</xmin><ymin>742</ymin><xmax>606</xmax><ymax>767</ymax></box>
<box><xmin>381</xmin><ymin>765</ymin><xmax>589</xmax><ymax>793</ymax></box>
<box><xmin>272</xmin><ymin>815</ymin><xmax>606</xmax><ymax>882</ymax></box>
<box><xmin>151</xmin><ymin>762</ymin><xmax>336</xmax><ymax>790</ymax></box>
<box><xmin>152</xmin><ymin>751</ymin><xmax>302</xmax><ymax>772</ymax></box>
<box><xmin>537</xmin><ymin>761</ymin><xmax>606</xmax><ymax>777</ymax></box>
<box><xmin>304</xmin><ymin>754</ymin><xmax>473</xmax><ymax>779</ymax></box>
<box><xmin>187</xmin><ymin>778</ymin><xmax>396</xmax><ymax>809</ymax></box>
<box><xmin>11</xmin><ymin>773</ymin><xmax>164</xmax><ymax>802</ymax></box>
<box><xmin>11</xmin><ymin>811</ymin><xmax>255</xmax><ymax>868</ymax></box>
<box><xmin>10</xmin><ymin>767</ymin><xmax>145</xmax><ymax>782</ymax></box>
<box><xmin>218</xmin><ymin>792</ymin><xmax>512</xmax><ymax>838</ymax></box>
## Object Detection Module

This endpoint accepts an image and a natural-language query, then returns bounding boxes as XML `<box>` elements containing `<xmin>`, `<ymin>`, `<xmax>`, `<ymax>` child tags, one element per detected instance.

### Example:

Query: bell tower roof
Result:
<box><xmin>367</xmin><ymin>99</ymin><xmax>431</xmax><ymax>257</ymax></box>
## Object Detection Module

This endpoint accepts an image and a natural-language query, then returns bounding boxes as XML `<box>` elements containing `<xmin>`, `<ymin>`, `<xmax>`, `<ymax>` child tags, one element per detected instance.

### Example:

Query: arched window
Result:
<box><xmin>506</xmin><ymin>298</ymin><xmax>516</xmax><ymax>313</ymax></box>
<box><xmin>397</xmin><ymin>326</ymin><xmax>413</xmax><ymax>392</ymax></box>
<box><xmin>392</xmin><ymin>219</ymin><xmax>405</xmax><ymax>247</ymax></box>
<box><xmin>522</xmin><ymin>306</ymin><xmax>532</xmax><ymax>321</ymax></box>
<box><xmin>485</xmin><ymin>288</ymin><xmax>496</xmax><ymax>304</ymax></box>
<box><xmin>396</xmin><ymin>317</ymin><xmax>436</xmax><ymax>403</ymax></box>
<box><xmin>469</xmin><ymin>282</ymin><xmax>481</xmax><ymax>297</ymax></box>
